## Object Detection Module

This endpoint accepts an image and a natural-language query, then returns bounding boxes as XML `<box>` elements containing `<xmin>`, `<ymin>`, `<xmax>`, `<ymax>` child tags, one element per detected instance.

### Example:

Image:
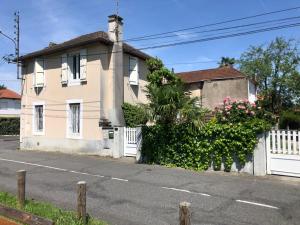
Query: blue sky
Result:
<box><xmin>1</xmin><ymin>0</ymin><xmax>300</xmax><ymax>93</ymax></box>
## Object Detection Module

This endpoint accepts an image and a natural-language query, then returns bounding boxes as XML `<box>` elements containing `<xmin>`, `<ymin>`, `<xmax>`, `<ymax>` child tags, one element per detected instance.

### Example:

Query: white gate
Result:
<box><xmin>266</xmin><ymin>130</ymin><xmax>300</xmax><ymax>177</ymax></box>
<box><xmin>124</xmin><ymin>127</ymin><xmax>142</xmax><ymax>157</ymax></box>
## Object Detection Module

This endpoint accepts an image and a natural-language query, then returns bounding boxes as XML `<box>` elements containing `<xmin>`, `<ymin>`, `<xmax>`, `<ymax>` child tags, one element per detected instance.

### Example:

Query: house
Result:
<box><xmin>19</xmin><ymin>15</ymin><xmax>151</xmax><ymax>157</ymax></box>
<box><xmin>177</xmin><ymin>65</ymin><xmax>257</xmax><ymax>109</ymax></box>
<box><xmin>0</xmin><ymin>88</ymin><xmax>21</xmax><ymax>117</ymax></box>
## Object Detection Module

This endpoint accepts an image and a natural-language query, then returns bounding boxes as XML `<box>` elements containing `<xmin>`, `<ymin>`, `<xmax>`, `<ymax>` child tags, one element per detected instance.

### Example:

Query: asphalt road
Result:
<box><xmin>0</xmin><ymin>136</ymin><xmax>299</xmax><ymax>225</ymax></box>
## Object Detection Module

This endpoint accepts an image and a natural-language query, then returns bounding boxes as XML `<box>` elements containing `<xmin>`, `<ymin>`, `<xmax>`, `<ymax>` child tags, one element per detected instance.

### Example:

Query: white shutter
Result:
<box><xmin>61</xmin><ymin>54</ymin><xmax>68</xmax><ymax>84</ymax></box>
<box><xmin>129</xmin><ymin>57</ymin><xmax>139</xmax><ymax>85</ymax></box>
<box><xmin>34</xmin><ymin>59</ymin><xmax>44</xmax><ymax>87</ymax></box>
<box><xmin>80</xmin><ymin>49</ymin><xmax>87</xmax><ymax>81</ymax></box>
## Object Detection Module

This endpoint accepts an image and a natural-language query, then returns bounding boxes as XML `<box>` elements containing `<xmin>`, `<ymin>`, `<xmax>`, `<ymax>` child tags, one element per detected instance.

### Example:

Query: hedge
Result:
<box><xmin>0</xmin><ymin>117</ymin><xmax>20</xmax><ymax>135</ymax></box>
<box><xmin>142</xmin><ymin>119</ymin><xmax>269</xmax><ymax>172</ymax></box>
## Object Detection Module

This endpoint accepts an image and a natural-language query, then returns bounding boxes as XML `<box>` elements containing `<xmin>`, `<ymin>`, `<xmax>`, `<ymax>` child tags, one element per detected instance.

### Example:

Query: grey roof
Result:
<box><xmin>20</xmin><ymin>31</ymin><xmax>151</xmax><ymax>61</ymax></box>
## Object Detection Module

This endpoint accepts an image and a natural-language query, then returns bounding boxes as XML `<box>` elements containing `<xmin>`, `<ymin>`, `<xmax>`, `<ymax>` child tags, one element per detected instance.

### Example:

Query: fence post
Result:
<box><xmin>77</xmin><ymin>181</ymin><xmax>87</xmax><ymax>225</ymax></box>
<box><xmin>179</xmin><ymin>202</ymin><xmax>191</xmax><ymax>225</ymax></box>
<box><xmin>16</xmin><ymin>170</ymin><xmax>26</xmax><ymax>208</ymax></box>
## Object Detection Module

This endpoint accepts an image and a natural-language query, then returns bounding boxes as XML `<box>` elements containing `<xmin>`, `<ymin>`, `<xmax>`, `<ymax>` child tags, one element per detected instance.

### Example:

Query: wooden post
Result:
<box><xmin>16</xmin><ymin>170</ymin><xmax>26</xmax><ymax>208</ymax></box>
<box><xmin>77</xmin><ymin>181</ymin><xmax>87</xmax><ymax>225</ymax></box>
<box><xmin>179</xmin><ymin>202</ymin><xmax>191</xmax><ymax>225</ymax></box>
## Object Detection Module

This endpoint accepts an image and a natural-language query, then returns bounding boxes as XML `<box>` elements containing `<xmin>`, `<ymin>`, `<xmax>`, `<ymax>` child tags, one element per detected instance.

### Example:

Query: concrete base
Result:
<box><xmin>20</xmin><ymin>136</ymin><xmax>117</xmax><ymax>157</ymax></box>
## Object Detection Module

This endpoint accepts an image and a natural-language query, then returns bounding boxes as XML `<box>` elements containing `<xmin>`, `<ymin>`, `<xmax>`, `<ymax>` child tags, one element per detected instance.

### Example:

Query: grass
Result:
<box><xmin>0</xmin><ymin>191</ymin><xmax>107</xmax><ymax>225</ymax></box>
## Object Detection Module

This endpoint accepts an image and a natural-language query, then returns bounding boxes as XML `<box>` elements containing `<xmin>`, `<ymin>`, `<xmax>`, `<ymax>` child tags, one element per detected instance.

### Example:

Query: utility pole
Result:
<box><xmin>14</xmin><ymin>11</ymin><xmax>20</xmax><ymax>80</ymax></box>
<box><xmin>0</xmin><ymin>11</ymin><xmax>20</xmax><ymax>80</ymax></box>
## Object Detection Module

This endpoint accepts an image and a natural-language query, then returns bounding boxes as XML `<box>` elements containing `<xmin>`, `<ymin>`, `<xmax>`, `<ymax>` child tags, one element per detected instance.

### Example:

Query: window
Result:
<box><xmin>0</xmin><ymin>101</ymin><xmax>8</xmax><ymax>110</ymax></box>
<box><xmin>69</xmin><ymin>54</ymin><xmax>81</xmax><ymax>82</ymax></box>
<box><xmin>33</xmin><ymin>104</ymin><xmax>44</xmax><ymax>134</ymax></box>
<box><xmin>34</xmin><ymin>59</ymin><xmax>45</xmax><ymax>87</ymax></box>
<box><xmin>129</xmin><ymin>56</ymin><xmax>139</xmax><ymax>85</ymax></box>
<box><xmin>67</xmin><ymin>100</ymin><xmax>82</xmax><ymax>138</ymax></box>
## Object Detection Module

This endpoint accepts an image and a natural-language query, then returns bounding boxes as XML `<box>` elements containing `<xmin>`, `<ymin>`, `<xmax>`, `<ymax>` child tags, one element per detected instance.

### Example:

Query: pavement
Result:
<box><xmin>0</xmin><ymin>136</ymin><xmax>299</xmax><ymax>225</ymax></box>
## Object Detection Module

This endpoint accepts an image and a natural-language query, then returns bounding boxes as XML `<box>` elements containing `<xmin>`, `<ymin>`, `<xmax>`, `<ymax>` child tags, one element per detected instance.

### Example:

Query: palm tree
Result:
<box><xmin>218</xmin><ymin>57</ymin><xmax>235</xmax><ymax>67</ymax></box>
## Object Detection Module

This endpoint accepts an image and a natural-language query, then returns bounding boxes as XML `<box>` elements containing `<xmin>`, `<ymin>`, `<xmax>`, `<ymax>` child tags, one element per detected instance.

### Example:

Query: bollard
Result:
<box><xmin>179</xmin><ymin>202</ymin><xmax>191</xmax><ymax>225</ymax></box>
<box><xmin>17</xmin><ymin>170</ymin><xmax>26</xmax><ymax>208</ymax></box>
<box><xmin>77</xmin><ymin>181</ymin><xmax>87</xmax><ymax>225</ymax></box>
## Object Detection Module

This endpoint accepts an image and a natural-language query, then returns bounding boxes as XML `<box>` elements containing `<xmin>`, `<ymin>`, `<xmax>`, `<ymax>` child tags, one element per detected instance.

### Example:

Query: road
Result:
<box><xmin>0</xmin><ymin>136</ymin><xmax>299</xmax><ymax>225</ymax></box>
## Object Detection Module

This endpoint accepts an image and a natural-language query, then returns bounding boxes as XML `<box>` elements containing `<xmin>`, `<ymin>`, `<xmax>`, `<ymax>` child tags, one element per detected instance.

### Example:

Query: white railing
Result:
<box><xmin>266</xmin><ymin>130</ymin><xmax>300</xmax><ymax>155</ymax></box>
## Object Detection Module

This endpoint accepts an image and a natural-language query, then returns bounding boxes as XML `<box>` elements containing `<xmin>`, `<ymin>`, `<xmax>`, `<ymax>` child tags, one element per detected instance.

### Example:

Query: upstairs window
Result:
<box><xmin>34</xmin><ymin>59</ymin><xmax>45</xmax><ymax>87</ymax></box>
<box><xmin>62</xmin><ymin>49</ymin><xmax>87</xmax><ymax>85</ymax></box>
<box><xmin>129</xmin><ymin>56</ymin><xmax>139</xmax><ymax>85</ymax></box>
<box><xmin>69</xmin><ymin>54</ymin><xmax>81</xmax><ymax>83</ymax></box>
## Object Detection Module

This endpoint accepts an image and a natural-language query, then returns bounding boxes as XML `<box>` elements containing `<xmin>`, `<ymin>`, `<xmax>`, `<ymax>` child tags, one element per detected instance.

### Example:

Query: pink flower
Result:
<box><xmin>238</xmin><ymin>105</ymin><xmax>246</xmax><ymax>110</ymax></box>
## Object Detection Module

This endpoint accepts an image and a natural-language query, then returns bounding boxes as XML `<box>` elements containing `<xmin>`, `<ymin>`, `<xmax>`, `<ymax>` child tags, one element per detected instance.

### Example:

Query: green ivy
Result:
<box><xmin>142</xmin><ymin>119</ymin><xmax>271</xmax><ymax>172</ymax></box>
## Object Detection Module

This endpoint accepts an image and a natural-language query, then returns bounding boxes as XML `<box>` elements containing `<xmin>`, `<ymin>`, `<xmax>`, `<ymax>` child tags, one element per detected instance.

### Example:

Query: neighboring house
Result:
<box><xmin>177</xmin><ymin>65</ymin><xmax>257</xmax><ymax>110</ymax></box>
<box><xmin>19</xmin><ymin>15</ymin><xmax>151</xmax><ymax>157</ymax></box>
<box><xmin>0</xmin><ymin>88</ymin><xmax>21</xmax><ymax>117</ymax></box>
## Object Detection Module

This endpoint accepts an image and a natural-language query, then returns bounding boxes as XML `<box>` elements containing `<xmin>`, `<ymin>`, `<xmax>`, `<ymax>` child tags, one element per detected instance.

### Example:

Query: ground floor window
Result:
<box><xmin>33</xmin><ymin>104</ymin><xmax>44</xmax><ymax>134</ymax></box>
<box><xmin>67</xmin><ymin>100</ymin><xmax>82</xmax><ymax>138</ymax></box>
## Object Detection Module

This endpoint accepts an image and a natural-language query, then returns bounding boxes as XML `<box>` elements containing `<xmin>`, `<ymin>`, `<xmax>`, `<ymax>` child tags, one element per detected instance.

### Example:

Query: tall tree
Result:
<box><xmin>218</xmin><ymin>57</ymin><xmax>235</xmax><ymax>67</ymax></box>
<box><xmin>145</xmin><ymin>58</ymin><xmax>207</xmax><ymax>126</ymax></box>
<box><xmin>239</xmin><ymin>37</ymin><xmax>300</xmax><ymax>114</ymax></box>
<box><xmin>0</xmin><ymin>84</ymin><xmax>6</xmax><ymax>89</ymax></box>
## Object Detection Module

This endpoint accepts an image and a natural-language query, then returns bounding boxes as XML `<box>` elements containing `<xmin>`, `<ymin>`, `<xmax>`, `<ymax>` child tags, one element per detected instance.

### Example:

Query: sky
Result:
<box><xmin>1</xmin><ymin>0</ymin><xmax>300</xmax><ymax>93</ymax></box>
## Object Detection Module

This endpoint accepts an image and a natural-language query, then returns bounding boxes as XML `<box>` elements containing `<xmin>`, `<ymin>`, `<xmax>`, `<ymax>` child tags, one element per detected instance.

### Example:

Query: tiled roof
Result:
<box><xmin>177</xmin><ymin>66</ymin><xmax>246</xmax><ymax>83</ymax></box>
<box><xmin>19</xmin><ymin>31</ymin><xmax>151</xmax><ymax>61</ymax></box>
<box><xmin>0</xmin><ymin>88</ymin><xmax>21</xmax><ymax>99</ymax></box>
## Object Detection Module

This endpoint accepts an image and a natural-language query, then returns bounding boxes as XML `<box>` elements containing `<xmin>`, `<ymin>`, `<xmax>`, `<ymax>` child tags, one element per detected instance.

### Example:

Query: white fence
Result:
<box><xmin>266</xmin><ymin>130</ymin><xmax>300</xmax><ymax>177</ymax></box>
<box><xmin>124</xmin><ymin>127</ymin><xmax>142</xmax><ymax>157</ymax></box>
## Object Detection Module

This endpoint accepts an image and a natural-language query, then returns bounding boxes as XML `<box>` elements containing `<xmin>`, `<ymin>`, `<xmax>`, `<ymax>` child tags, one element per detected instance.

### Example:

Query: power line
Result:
<box><xmin>138</xmin><ymin>22</ymin><xmax>300</xmax><ymax>51</ymax></box>
<box><xmin>124</xmin><ymin>5</ymin><xmax>300</xmax><ymax>42</ymax></box>
<box><xmin>128</xmin><ymin>15</ymin><xmax>300</xmax><ymax>43</ymax></box>
<box><xmin>135</xmin><ymin>19</ymin><xmax>300</xmax><ymax>48</ymax></box>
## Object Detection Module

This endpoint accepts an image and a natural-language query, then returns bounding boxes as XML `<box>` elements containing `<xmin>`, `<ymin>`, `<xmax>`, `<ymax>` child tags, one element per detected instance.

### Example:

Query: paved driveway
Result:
<box><xmin>0</xmin><ymin>137</ymin><xmax>299</xmax><ymax>225</ymax></box>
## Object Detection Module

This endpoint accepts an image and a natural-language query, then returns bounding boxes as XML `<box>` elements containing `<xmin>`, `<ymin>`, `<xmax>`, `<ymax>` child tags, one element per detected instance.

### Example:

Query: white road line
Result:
<box><xmin>236</xmin><ymin>200</ymin><xmax>279</xmax><ymax>209</ymax></box>
<box><xmin>0</xmin><ymin>157</ymin><xmax>67</xmax><ymax>171</ymax></box>
<box><xmin>69</xmin><ymin>171</ymin><xmax>105</xmax><ymax>178</ymax></box>
<box><xmin>111</xmin><ymin>177</ymin><xmax>129</xmax><ymax>182</ymax></box>
<box><xmin>162</xmin><ymin>186</ymin><xmax>211</xmax><ymax>197</ymax></box>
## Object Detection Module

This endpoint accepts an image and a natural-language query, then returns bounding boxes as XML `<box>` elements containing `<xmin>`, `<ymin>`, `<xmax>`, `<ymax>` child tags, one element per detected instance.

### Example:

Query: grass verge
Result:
<box><xmin>0</xmin><ymin>191</ymin><xmax>107</xmax><ymax>225</ymax></box>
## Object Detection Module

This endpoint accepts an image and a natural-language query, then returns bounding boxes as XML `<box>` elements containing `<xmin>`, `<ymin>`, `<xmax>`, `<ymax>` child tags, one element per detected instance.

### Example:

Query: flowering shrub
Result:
<box><xmin>215</xmin><ymin>97</ymin><xmax>274</xmax><ymax>124</ymax></box>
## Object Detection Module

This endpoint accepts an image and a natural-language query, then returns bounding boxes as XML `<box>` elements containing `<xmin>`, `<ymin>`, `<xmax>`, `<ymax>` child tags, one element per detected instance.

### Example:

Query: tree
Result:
<box><xmin>239</xmin><ymin>37</ymin><xmax>300</xmax><ymax>114</ymax></box>
<box><xmin>144</xmin><ymin>58</ymin><xmax>207</xmax><ymax>126</ymax></box>
<box><xmin>0</xmin><ymin>84</ymin><xmax>6</xmax><ymax>89</ymax></box>
<box><xmin>218</xmin><ymin>57</ymin><xmax>235</xmax><ymax>67</ymax></box>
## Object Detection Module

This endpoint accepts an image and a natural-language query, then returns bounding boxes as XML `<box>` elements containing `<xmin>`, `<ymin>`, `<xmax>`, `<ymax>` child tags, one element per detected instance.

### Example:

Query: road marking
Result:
<box><xmin>0</xmin><ymin>157</ymin><xmax>67</xmax><ymax>172</ymax></box>
<box><xmin>69</xmin><ymin>170</ymin><xmax>104</xmax><ymax>178</ymax></box>
<box><xmin>162</xmin><ymin>186</ymin><xmax>211</xmax><ymax>197</ymax></box>
<box><xmin>236</xmin><ymin>200</ymin><xmax>279</xmax><ymax>209</ymax></box>
<box><xmin>111</xmin><ymin>177</ymin><xmax>129</xmax><ymax>182</ymax></box>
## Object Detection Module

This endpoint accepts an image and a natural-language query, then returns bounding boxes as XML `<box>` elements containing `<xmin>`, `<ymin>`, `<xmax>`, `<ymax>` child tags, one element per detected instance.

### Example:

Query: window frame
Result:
<box><xmin>66</xmin><ymin>99</ymin><xmax>83</xmax><ymax>139</ymax></box>
<box><xmin>32</xmin><ymin>101</ymin><xmax>45</xmax><ymax>136</ymax></box>
<box><xmin>67</xmin><ymin>52</ymin><xmax>81</xmax><ymax>86</ymax></box>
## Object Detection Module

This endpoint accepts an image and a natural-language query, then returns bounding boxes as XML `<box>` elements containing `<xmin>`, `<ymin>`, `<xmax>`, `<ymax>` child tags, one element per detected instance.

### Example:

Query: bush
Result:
<box><xmin>142</xmin><ymin>119</ymin><xmax>270</xmax><ymax>172</ymax></box>
<box><xmin>215</xmin><ymin>97</ymin><xmax>275</xmax><ymax>124</ymax></box>
<box><xmin>0</xmin><ymin>117</ymin><xmax>20</xmax><ymax>135</ymax></box>
<box><xmin>279</xmin><ymin>110</ymin><xmax>300</xmax><ymax>129</ymax></box>
<box><xmin>122</xmin><ymin>103</ymin><xmax>147</xmax><ymax>127</ymax></box>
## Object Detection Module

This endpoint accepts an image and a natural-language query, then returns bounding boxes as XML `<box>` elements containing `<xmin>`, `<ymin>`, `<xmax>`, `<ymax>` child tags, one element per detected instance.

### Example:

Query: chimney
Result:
<box><xmin>108</xmin><ymin>14</ymin><xmax>123</xmax><ymax>42</ymax></box>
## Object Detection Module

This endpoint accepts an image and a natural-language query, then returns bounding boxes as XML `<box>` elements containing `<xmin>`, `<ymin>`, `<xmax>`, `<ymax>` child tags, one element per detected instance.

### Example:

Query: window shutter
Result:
<box><xmin>129</xmin><ymin>57</ymin><xmax>139</xmax><ymax>85</ymax></box>
<box><xmin>34</xmin><ymin>59</ymin><xmax>44</xmax><ymax>87</ymax></box>
<box><xmin>61</xmin><ymin>54</ymin><xmax>68</xmax><ymax>84</ymax></box>
<box><xmin>80</xmin><ymin>49</ymin><xmax>87</xmax><ymax>81</ymax></box>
